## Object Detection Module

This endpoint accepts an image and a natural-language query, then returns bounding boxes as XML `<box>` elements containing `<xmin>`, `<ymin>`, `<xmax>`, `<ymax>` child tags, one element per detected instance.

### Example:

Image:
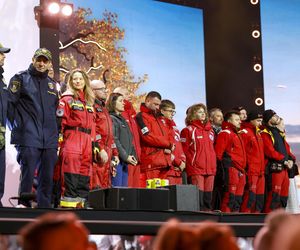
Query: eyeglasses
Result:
<box><xmin>93</xmin><ymin>87</ymin><xmax>106</xmax><ymax>91</ymax></box>
<box><xmin>163</xmin><ymin>109</ymin><xmax>176</xmax><ymax>115</ymax></box>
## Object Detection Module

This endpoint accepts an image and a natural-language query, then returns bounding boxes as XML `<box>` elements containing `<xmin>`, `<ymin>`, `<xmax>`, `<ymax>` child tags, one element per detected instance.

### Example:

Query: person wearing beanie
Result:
<box><xmin>0</xmin><ymin>42</ymin><xmax>10</xmax><ymax>207</ymax></box>
<box><xmin>260</xmin><ymin>109</ymin><xmax>296</xmax><ymax>212</ymax></box>
<box><xmin>214</xmin><ymin>110</ymin><xmax>247</xmax><ymax>212</ymax></box>
<box><xmin>239</xmin><ymin>111</ymin><xmax>265</xmax><ymax>213</ymax></box>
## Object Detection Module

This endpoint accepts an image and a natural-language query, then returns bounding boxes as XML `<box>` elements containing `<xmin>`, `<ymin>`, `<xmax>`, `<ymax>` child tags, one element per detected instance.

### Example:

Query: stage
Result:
<box><xmin>0</xmin><ymin>207</ymin><xmax>265</xmax><ymax>237</ymax></box>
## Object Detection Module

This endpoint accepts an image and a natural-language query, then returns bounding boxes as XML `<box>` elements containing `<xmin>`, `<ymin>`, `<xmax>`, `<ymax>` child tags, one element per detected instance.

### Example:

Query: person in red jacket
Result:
<box><xmin>160</xmin><ymin>99</ymin><xmax>186</xmax><ymax>185</ymax></box>
<box><xmin>180</xmin><ymin>103</ymin><xmax>216</xmax><ymax>210</ymax></box>
<box><xmin>136</xmin><ymin>91</ymin><xmax>174</xmax><ymax>187</ymax></box>
<box><xmin>113</xmin><ymin>87</ymin><xmax>141</xmax><ymax>188</ymax></box>
<box><xmin>214</xmin><ymin>110</ymin><xmax>247</xmax><ymax>212</ymax></box>
<box><xmin>239</xmin><ymin>111</ymin><xmax>265</xmax><ymax>213</ymax></box>
<box><xmin>90</xmin><ymin>80</ymin><xmax>119</xmax><ymax>189</ymax></box>
<box><xmin>56</xmin><ymin>69</ymin><xmax>95</xmax><ymax>206</ymax></box>
<box><xmin>261</xmin><ymin>109</ymin><xmax>295</xmax><ymax>212</ymax></box>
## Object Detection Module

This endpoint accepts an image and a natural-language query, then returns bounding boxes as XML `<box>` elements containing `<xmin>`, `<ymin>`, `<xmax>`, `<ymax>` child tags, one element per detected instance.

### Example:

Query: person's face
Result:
<box><xmin>229</xmin><ymin>114</ymin><xmax>241</xmax><ymax>129</ymax></box>
<box><xmin>0</xmin><ymin>52</ymin><xmax>6</xmax><ymax>67</ymax></box>
<box><xmin>115</xmin><ymin>96</ymin><xmax>125</xmax><ymax>113</ymax></box>
<box><xmin>93</xmin><ymin>82</ymin><xmax>108</xmax><ymax>100</ymax></box>
<box><xmin>195</xmin><ymin>107</ymin><xmax>206</xmax><ymax>122</ymax></box>
<box><xmin>32</xmin><ymin>56</ymin><xmax>51</xmax><ymax>73</ymax></box>
<box><xmin>146</xmin><ymin>97</ymin><xmax>161</xmax><ymax>111</ymax></box>
<box><xmin>276</xmin><ymin>119</ymin><xmax>285</xmax><ymax>132</ymax></box>
<box><xmin>72</xmin><ymin>72</ymin><xmax>86</xmax><ymax>91</ymax></box>
<box><xmin>211</xmin><ymin>111</ymin><xmax>223</xmax><ymax>126</ymax></box>
<box><xmin>251</xmin><ymin>118</ymin><xmax>263</xmax><ymax>127</ymax></box>
<box><xmin>48</xmin><ymin>66</ymin><xmax>54</xmax><ymax>78</ymax></box>
<box><xmin>161</xmin><ymin>106</ymin><xmax>176</xmax><ymax>120</ymax></box>
<box><xmin>239</xmin><ymin>109</ymin><xmax>247</xmax><ymax>121</ymax></box>
<box><xmin>269</xmin><ymin>114</ymin><xmax>280</xmax><ymax>126</ymax></box>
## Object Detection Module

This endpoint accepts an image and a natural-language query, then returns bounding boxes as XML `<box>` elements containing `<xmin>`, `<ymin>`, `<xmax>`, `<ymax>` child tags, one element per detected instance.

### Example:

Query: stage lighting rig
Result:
<box><xmin>34</xmin><ymin>1</ymin><xmax>73</xmax><ymax>20</ymax></box>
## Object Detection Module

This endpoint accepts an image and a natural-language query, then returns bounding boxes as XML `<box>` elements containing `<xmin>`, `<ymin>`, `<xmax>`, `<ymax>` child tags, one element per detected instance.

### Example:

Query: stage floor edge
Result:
<box><xmin>0</xmin><ymin>207</ymin><xmax>266</xmax><ymax>237</ymax></box>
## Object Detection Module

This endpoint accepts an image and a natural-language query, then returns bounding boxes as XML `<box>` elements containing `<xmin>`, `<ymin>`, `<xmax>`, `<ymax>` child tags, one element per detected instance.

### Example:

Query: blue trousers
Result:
<box><xmin>0</xmin><ymin>149</ymin><xmax>5</xmax><ymax>207</ymax></box>
<box><xmin>17</xmin><ymin>146</ymin><xmax>57</xmax><ymax>208</ymax></box>
<box><xmin>111</xmin><ymin>162</ymin><xmax>128</xmax><ymax>187</ymax></box>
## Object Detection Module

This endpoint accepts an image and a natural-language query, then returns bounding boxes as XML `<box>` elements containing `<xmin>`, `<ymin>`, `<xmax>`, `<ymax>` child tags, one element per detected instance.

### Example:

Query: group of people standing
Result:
<box><xmin>0</xmin><ymin>44</ymin><xmax>297</xmax><ymax>213</ymax></box>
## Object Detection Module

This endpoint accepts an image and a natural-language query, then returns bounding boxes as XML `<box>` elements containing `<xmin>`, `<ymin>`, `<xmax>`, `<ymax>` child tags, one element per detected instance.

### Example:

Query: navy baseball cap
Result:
<box><xmin>0</xmin><ymin>43</ymin><xmax>10</xmax><ymax>53</ymax></box>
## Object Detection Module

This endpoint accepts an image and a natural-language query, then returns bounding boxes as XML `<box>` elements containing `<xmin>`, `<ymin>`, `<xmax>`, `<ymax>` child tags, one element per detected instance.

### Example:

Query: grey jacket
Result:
<box><xmin>110</xmin><ymin>112</ymin><xmax>136</xmax><ymax>162</ymax></box>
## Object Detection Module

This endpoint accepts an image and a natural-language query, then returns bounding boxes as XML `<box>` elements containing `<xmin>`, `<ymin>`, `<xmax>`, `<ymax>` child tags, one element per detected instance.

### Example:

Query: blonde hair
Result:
<box><xmin>185</xmin><ymin>103</ymin><xmax>208</xmax><ymax>125</ymax></box>
<box><xmin>68</xmin><ymin>69</ymin><xmax>95</xmax><ymax>105</ymax></box>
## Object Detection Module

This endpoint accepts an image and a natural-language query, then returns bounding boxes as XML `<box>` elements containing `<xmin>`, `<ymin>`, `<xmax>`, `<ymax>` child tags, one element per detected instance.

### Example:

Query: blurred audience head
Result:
<box><xmin>18</xmin><ymin>212</ymin><xmax>97</xmax><ymax>250</ymax></box>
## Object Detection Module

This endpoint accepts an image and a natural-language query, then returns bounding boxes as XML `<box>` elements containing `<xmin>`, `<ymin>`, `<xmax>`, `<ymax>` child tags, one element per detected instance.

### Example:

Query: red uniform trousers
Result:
<box><xmin>189</xmin><ymin>174</ymin><xmax>214</xmax><ymax>211</ymax></box>
<box><xmin>264</xmin><ymin>169</ymin><xmax>289</xmax><ymax>213</ymax></box>
<box><xmin>128</xmin><ymin>164</ymin><xmax>141</xmax><ymax>188</ymax></box>
<box><xmin>167</xmin><ymin>168</ymin><xmax>183</xmax><ymax>185</ymax></box>
<box><xmin>60</xmin><ymin>129</ymin><xmax>92</xmax><ymax>200</ymax></box>
<box><xmin>221</xmin><ymin>167</ymin><xmax>246</xmax><ymax>212</ymax></box>
<box><xmin>240</xmin><ymin>174</ymin><xmax>265</xmax><ymax>213</ymax></box>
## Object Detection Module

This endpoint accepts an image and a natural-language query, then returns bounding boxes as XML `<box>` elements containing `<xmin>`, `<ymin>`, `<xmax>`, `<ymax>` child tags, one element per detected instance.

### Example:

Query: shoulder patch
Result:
<box><xmin>141</xmin><ymin>126</ymin><xmax>149</xmax><ymax>135</ymax></box>
<box><xmin>48</xmin><ymin>82</ymin><xmax>55</xmax><ymax>90</ymax></box>
<box><xmin>10</xmin><ymin>80</ymin><xmax>21</xmax><ymax>93</ymax></box>
<box><xmin>56</xmin><ymin>109</ymin><xmax>64</xmax><ymax>117</ymax></box>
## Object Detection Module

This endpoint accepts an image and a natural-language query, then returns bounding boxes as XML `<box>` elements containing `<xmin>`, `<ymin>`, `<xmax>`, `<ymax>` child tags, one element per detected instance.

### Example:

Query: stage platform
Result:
<box><xmin>0</xmin><ymin>207</ymin><xmax>265</xmax><ymax>237</ymax></box>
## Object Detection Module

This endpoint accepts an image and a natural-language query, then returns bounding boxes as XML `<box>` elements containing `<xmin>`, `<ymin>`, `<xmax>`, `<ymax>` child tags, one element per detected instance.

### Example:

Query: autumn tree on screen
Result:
<box><xmin>59</xmin><ymin>8</ymin><xmax>147</xmax><ymax>109</ymax></box>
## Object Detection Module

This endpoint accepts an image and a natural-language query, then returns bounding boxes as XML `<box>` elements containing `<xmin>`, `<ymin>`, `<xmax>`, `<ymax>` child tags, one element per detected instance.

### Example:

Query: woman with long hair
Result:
<box><xmin>180</xmin><ymin>103</ymin><xmax>216</xmax><ymax>211</ymax></box>
<box><xmin>107</xmin><ymin>93</ymin><xmax>137</xmax><ymax>187</ymax></box>
<box><xmin>55</xmin><ymin>69</ymin><xmax>95</xmax><ymax>207</ymax></box>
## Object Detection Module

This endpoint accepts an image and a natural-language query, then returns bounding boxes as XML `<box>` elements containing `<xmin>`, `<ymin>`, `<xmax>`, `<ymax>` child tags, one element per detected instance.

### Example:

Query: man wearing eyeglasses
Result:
<box><xmin>90</xmin><ymin>80</ymin><xmax>119</xmax><ymax>189</ymax></box>
<box><xmin>159</xmin><ymin>99</ymin><xmax>186</xmax><ymax>185</ymax></box>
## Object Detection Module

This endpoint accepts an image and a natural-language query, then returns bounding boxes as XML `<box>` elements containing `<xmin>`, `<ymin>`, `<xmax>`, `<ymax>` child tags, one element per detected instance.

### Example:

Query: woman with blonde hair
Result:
<box><xmin>55</xmin><ymin>69</ymin><xmax>95</xmax><ymax>207</ymax></box>
<box><xmin>180</xmin><ymin>103</ymin><xmax>216</xmax><ymax>211</ymax></box>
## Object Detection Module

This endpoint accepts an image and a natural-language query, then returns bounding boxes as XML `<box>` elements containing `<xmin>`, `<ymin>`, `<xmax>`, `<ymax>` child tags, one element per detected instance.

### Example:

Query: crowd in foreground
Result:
<box><xmin>0</xmin><ymin>209</ymin><xmax>298</xmax><ymax>250</ymax></box>
<box><xmin>0</xmin><ymin>44</ymin><xmax>298</xmax><ymax>213</ymax></box>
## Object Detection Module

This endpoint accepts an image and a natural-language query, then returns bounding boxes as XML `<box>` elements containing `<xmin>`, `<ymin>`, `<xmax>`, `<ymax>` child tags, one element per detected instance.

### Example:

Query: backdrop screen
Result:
<box><xmin>60</xmin><ymin>0</ymin><xmax>206</xmax><ymax>130</ymax></box>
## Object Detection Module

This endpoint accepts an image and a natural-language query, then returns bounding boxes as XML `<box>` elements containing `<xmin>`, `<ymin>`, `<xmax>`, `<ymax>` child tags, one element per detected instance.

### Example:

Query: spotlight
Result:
<box><xmin>253</xmin><ymin>63</ymin><xmax>262</xmax><ymax>72</ymax></box>
<box><xmin>252</xmin><ymin>30</ymin><xmax>260</xmax><ymax>38</ymax></box>
<box><xmin>61</xmin><ymin>4</ymin><xmax>73</xmax><ymax>17</ymax></box>
<box><xmin>48</xmin><ymin>2</ymin><xmax>60</xmax><ymax>15</ymax></box>
<box><xmin>250</xmin><ymin>0</ymin><xmax>259</xmax><ymax>5</ymax></box>
<box><xmin>255</xmin><ymin>97</ymin><xmax>263</xmax><ymax>106</ymax></box>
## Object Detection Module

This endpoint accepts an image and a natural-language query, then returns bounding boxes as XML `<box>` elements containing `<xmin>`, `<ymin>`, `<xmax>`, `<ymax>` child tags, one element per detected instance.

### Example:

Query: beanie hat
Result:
<box><xmin>263</xmin><ymin>109</ymin><xmax>276</xmax><ymax>124</ymax></box>
<box><xmin>246</xmin><ymin>111</ymin><xmax>263</xmax><ymax>122</ymax></box>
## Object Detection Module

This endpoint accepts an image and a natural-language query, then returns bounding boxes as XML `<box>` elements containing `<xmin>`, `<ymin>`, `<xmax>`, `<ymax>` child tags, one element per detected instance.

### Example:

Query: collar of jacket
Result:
<box><xmin>0</xmin><ymin>66</ymin><xmax>3</xmax><ymax>78</ymax></box>
<box><xmin>221</xmin><ymin>121</ymin><xmax>239</xmax><ymax>133</ymax></box>
<box><xmin>190</xmin><ymin>119</ymin><xmax>212</xmax><ymax>131</ymax></box>
<box><xmin>140</xmin><ymin>103</ymin><xmax>158</xmax><ymax>116</ymax></box>
<box><xmin>28</xmin><ymin>63</ymin><xmax>48</xmax><ymax>78</ymax></box>
<box><xmin>95</xmin><ymin>98</ymin><xmax>105</xmax><ymax>107</ymax></box>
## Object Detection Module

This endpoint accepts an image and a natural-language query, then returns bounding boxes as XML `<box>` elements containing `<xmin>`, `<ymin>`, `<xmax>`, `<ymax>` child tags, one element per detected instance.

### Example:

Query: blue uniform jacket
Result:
<box><xmin>7</xmin><ymin>64</ymin><xmax>58</xmax><ymax>148</ymax></box>
<box><xmin>0</xmin><ymin>67</ymin><xmax>8</xmax><ymax>128</ymax></box>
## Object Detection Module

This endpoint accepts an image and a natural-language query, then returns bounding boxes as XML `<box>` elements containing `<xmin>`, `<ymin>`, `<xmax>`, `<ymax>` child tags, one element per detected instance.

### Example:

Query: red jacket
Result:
<box><xmin>160</xmin><ymin>117</ymin><xmax>186</xmax><ymax>169</ymax></box>
<box><xmin>180</xmin><ymin>120</ymin><xmax>216</xmax><ymax>176</ymax></box>
<box><xmin>122</xmin><ymin>100</ymin><xmax>141</xmax><ymax>161</ymax></box>
<box><xmin>136</xmin><ymin>103</ymin><xmax>173</xmax><ymax>172</ymax></box>
<box><xmin>214</xmin><ymin>121</ymin><xmax>247</xmax><ymax>172</ymax></box>
<box><xmin>240</xmin><ymin>122</ymin><xmax>265</xmax><ymax>175</ymax></box>
<box><xmin>94</xmin><ymin>99</ymin><xmax>118</xmax><ymax>157</ymax></box>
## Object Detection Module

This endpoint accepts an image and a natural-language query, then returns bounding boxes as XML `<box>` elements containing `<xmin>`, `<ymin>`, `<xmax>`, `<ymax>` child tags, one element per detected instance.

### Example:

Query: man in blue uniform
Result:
<box><xmin>7</xmin><ymin>48</ymin><xmax>58</xmax><ymax>208</ymax></box>
<box><xmin>0</xmin><ymin>42</ymin><xmax>10</xmax><ymax>207</ymax></box>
